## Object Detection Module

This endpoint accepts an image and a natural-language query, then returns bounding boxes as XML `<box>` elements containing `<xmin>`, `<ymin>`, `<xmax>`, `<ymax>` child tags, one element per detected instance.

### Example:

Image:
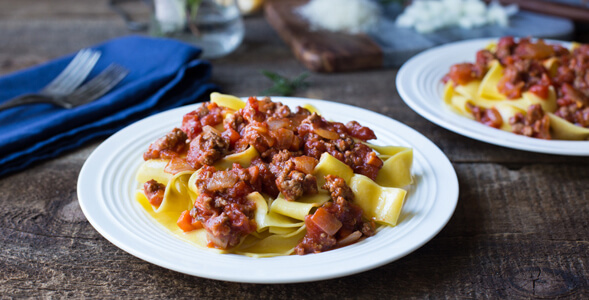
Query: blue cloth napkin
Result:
<box><xmin>0</xmin><ymin>35</ymin><xmax>219</xmax><ymax>177</ymax></box>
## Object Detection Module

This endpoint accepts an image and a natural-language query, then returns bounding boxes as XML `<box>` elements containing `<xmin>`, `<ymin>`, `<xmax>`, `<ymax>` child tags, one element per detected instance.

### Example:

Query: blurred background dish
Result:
<box><xmin>396</xmin><ymin>38</ymin><xmax>589</xmax><ymax>155</ymax></box>
<box><xmin>265</xmin><ymin>0</ymin><xmax>579</xmax><ymax>72</ymax></box>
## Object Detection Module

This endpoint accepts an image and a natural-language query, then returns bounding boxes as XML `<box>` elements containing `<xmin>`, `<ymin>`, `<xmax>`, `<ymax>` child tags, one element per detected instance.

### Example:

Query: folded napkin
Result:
<box><xmin>0</xmin><ymin>35</ymin><xmax>219</xmax><ymax>177</ymax></box>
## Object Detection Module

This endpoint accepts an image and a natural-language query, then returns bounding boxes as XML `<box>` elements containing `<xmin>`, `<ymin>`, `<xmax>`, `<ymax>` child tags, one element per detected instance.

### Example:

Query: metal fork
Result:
<box><xmin>0</xmin><ymin>49</ymin><xmax>100</xmax><ymax>110</ymax></box>
<box><xmin>59</xmin><ymin>63</ymin><xmax>129</xmax><ymax>108</ymax></box>
<box><xmin>42</xmin><ymin>49</ymin><xmax>102</xmax><ymax>97</ymax></box>
<box><xmin>0</xmin><ymin>63</ymin><xmax>129</xmax><ymax>111</ymax></box>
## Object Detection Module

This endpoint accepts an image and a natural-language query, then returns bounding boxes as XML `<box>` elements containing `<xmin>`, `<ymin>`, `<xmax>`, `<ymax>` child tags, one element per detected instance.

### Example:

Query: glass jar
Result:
<box><xmin>150</xmin><ymin>0</ymin><xmax>245</xmax><ymax>58</ymax></box>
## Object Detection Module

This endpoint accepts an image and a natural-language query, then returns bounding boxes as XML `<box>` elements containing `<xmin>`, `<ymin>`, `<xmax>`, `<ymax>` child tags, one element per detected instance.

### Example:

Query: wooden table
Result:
<box><xmin>1</xmin><ymin>1</ymin><xmax>588</xmax><ymax>298</ymax></box>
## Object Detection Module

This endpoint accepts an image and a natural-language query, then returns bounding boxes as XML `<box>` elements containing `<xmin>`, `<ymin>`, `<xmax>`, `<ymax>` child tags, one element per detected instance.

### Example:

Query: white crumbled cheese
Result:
<box><xmin>297</xmin><ymin>0</ymin><xmax>380</xmax><ymax>34</ymax></box>
<box><xmin>396</xmin><ymin>0</ymin><xmax>518</xmax><ymax>33</ymax></box>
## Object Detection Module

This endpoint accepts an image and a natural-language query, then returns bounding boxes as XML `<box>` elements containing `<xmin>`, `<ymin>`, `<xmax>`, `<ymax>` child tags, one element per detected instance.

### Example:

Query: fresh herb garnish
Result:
<box><xmin>261</xmin><ymin>71</ymin><xmax>310</xmax><ymax>96</ymax></box>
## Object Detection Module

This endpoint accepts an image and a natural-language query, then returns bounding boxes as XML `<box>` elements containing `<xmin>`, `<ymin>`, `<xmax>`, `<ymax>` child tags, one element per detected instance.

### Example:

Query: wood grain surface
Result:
<box><xmin>1</xmin><ymin>0</ymin><xmax>588</xmax><ymax>298</ymax></box>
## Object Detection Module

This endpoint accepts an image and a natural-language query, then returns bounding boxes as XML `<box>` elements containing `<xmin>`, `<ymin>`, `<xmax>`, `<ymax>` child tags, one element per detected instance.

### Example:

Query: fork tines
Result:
<box><xmin>43</xmin><ymin>49</ymin><xmax>102</xmax><ymax>96</ymax></box>
<box><xmin>66</xmin><ymin>64</ymin><xmax>130</xmax><ymax>106</ymax></box>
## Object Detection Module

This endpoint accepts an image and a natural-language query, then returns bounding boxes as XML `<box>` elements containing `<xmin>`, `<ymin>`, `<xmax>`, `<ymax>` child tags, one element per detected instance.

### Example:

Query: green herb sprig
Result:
<box><xmin>261</xmin><ymin>71</ymin><xmax>310</xmax><ymax>96</ymax></box>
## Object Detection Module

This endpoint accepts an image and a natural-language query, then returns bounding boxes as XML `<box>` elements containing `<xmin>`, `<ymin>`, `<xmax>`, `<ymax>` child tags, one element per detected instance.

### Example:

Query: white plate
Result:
<box><xmin>397</xmin><ymin>38</ymin><xmax>589</xmax><ymax>156</ymax></box>
<box><xmin>77</xmin><ymin>97</ymin><xmax>458</xmax><ymax>283</ymax></box>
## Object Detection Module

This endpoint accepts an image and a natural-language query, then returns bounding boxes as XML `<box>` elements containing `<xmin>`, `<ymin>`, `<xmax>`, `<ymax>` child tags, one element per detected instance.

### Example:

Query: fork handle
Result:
<box><xmin>0</xmin><ymin>94</ymin><xmax>72</xmax><ymax>111</ymax></box>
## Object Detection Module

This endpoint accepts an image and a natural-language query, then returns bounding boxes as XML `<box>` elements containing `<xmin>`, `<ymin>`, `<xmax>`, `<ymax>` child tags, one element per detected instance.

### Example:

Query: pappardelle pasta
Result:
<box><xmin>135</xmin><ymin>93</ymin><xmax>413</xmax><ymax>257</ymax></box>
<box><xmin>442</xmin><ymin>36</ymin><xmax>589</xmax><ymax>140</ymax></box>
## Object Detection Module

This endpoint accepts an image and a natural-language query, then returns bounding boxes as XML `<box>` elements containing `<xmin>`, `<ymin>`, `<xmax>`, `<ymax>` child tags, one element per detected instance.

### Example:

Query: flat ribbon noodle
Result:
<box><xmin>136</xmin><ymin>159</ymin><xmax>173</xmax><ymax>186</ymax></box>
<box><xmin>313</xmin><ymin>152</ymin><xmax>353</xmax><ymax>188</ymax></box>
<box><xmin>478</xmin><ymin>60</ymin><xmax>504</xmax><ymax>100</ymax></box>
<box><xmin>156</xmin><ymin>171</ymin><xmax>194</xmax><ymax>213</ymax></box>
<box><xmin>349</xmin><ymin>174</ymin><xmax>407</xmax><ymax>226</ymax></box>
<box><xmin>249</xmin><ymin>192</ymin><xmax>304</xmax><ymax>232</ymax></box>
<box><xmin>269</xmin><ymin>194</ymin><xmax>321</xmax><ymax>221</ymax></box>
<box><xmin>210</xmin><ymin>92</ymin><xmax>246</xmax><ymax>110</ymax></box>
<box><xmin>549</xmin><ymin>113</ymin><xmax>589</xmax><ymax>140</ymax></box>
<box><xmin>366</xmin><ymin>144</ymin><xmax>413</xmax><ymax>188</ymax></box>
<box><xmin>213</xmin><ymin>146</ymin><xmax>259</xmax><ymax>170</ymax></box>
<box><xmin>235</xmin><ymin>226</ymin><xmax>307</xmax><ymax>258</ymax></box>
<box><xmin>493</xmin><ymin>102</ymin><xmax>525</xmax><ymax>131</ymax></box>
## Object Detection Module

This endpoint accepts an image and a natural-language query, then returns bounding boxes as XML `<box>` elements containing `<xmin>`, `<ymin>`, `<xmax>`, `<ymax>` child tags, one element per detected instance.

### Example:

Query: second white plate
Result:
<box><xmin>78</xmin><ymin>97</ymin><xmax>459</xmax><ymax>283</ymax></box>
<box><xmin>397</xmin><ymin>38</ymin><xmax>589</xmax><ymax>156</ymax></box>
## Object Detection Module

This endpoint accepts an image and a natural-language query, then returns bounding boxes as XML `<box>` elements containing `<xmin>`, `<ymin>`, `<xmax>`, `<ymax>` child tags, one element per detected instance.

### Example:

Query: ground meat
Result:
<box><xmin>143</xmin><ymin>128</ymin><xmax>187</xmax><ymax>160</ymax></box>
<box><xmin>143</xmin><ymin>179</ymin><xmax>166</xmax><ymax>208</ymax></box>
<box><xmin>276</xmin><ymin>171</ymin><xmax>317</xmax><ymax>201</ymax></box>
<box><xmin>192</xmin><ymin>193</ymin><xmax>257</xmax><ymax>249</ymax></box>
<box><xmin>291</xmin><ymin>106</ymin><xmax>312</xmax><ymax>125</ymax></box>
<box><xmin>223</xmin><ymin>110</ymin><xmax>245</xmax><ymax>132</ymax></box>
<box><xmin>294</xmin><ymin>214</ymin><xmax>337</xmax><ymax>255</ymax></box>
<box><xmin>303</xmin><ymin>132</ymin><xmax>382</xmax><ymax>180</ymax></box>
<box><xmin>516</xmin><ymin>39</ymin><xmax>556</xmax><ymax>60</ymax></box>
<box><xmin>186</xmin><ymin>126</ymin><xmax>229</xmax><ymax>168</ymax></box>
<box><xmin>257</xmin><ymin>96</ymin><xmax>292</xmax><ymax>118</ymax></box>
<box><xmin>442</xmin><ymin>47</ymin><xmax>497</xmax><ymax>86</ymax></box>
<box><xmin>497</xmin><ymin>58</ymin><xmax>549</xmax><ymax>99</ymax></box>
<box><xmin>345</xmin><ymin>121</ymin><xmax>376</xmax><ymax>141</ymax></box>
<box><xmin>294</xmin><ymin>175</ymin><xmax>374</xmax><ymax>255</ymax></box>
<box><xmin>476</xmin><ymin>49</ymin><xmax>495</xmax><ymax>69</ymax></box>
<box><xmin>343</xmin><ymin>143</ymin><xmax>383</xmax><ymax>180</ymax></box>
<box><xmin>269</xmin><ymin>150</ymin><xmax>317</xmax><ymax>201</ymax></box>
<box><xmin>467</xmin><ymin>103</ymin><xmax>503</xmax><ymax>129</ymax></box>
<box><xmin>442</xmin><ymin>63</ymin><xmax>484</xmax><ymax>86</ymax></box>
<box><xmin>569</xmin><ymin>45</ymin><xmax>589</xmax><ymax>96</ymax></box>
<box><xmin>303</xmin><ymin>133</ymin><xmax>331</xmax><ymax>160</ymax></box>
<box><xmin>510</xmin><ymin>104</ymin><xmax>551</xmax><ymax>139</ymax></box>
<box><xmin>190</xmin><ymin>165</ymin><xmax>259</xmax><ymax>249</ymax></box>
<box><xmin>322</xmin><ymin>175</ymin><xmax>354</xmax><ymax>203</ymax></box>
<box><xmin>269</xmin><ymin>149</ymin><xmax>293</xmax><ymax>167</ymax></box>
<box><xmin>321</xmin><ymin>175</ymin><xmax>374</xmax><ymax>239</ymax></box>
<box><xmin>250</xmin><ymin>157</ymin><xmax>280</xmax><ymax>198</ymax></box>
<box><xmin>495</xmin><ymin>36</ymin><xmax>516</xmax><ymax>61</ymax></box>
<box><xmin>555</xmin><ymin>100</ymin><xmax>589</xmax><ymax>128</ymax></box>
<box><xmin>496</xmin><ymin>66</ymin><xmax>525</xmax><ymax>99</ymax></box>
<box><xmin>241</xmin><ymin>97</ymin><xmax>266</xmax><ymax>123</ymax></box>
<box><xmin>300</xmin><ymin>113</ymin><xmax>348</xmax><ymax>139</ymax></box>
<box><xmin>181</xmin><ymin>110</ymin><xmax>204</xmax><ymax>140</ymax></box>
<box><xmin>553</xmin><ymin>83</ymin><xmax>589</xmax><ymax>127</ymax></box>
<box><xmin>333</xmin><ymin>137</ymin><xmax>354</xmax><ymax>153</ymax></box>
<box><xmin>241</xmin><ymin>121</ymin><xmax>275</xmax><ymax>154</ymax></box>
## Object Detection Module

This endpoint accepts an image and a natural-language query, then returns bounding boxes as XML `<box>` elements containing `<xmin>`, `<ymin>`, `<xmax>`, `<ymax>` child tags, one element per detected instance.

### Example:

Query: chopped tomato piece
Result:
<box><xmin>177</xmin><ymin>210</ymin><xmax>201</xmax><ymax>232</ymax></box>
<box><xmin>448</xmin><ymin>63</ymin><xmax>478</xmax><ymax>86</ymax></box>
<box><xmin>529</xmin><ymin>84</ymin><xmax>549</xmax><ymax>99</ymax></box>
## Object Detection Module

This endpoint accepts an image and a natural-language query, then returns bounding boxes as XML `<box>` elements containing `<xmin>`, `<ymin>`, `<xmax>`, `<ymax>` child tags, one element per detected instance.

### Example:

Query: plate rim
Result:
<box><xmin>77</xmin><ymin>96</ymin><xmax>459</xmax><ymax>283</ymax></box>
<box><xmin>397</xmin><ymin>37</ymin><xmax>589</xmax><ymax>156</ymax></box>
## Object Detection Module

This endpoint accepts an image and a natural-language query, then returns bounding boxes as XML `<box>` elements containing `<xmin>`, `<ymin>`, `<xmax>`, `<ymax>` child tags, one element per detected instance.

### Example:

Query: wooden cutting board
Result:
<box><xmin>265</xmin><ymin>0</ymin><xmax>575</xmax><ymax>73</ymax></box>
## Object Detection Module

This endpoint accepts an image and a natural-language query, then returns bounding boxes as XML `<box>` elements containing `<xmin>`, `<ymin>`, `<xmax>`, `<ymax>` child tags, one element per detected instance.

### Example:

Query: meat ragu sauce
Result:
<box><xmin>142</xmin><ymin>97</ymin><xmax>381</xmax><ymax>253</ymax></box>
<box><xmin>443</xmin><ymin>36</ymin><xmax>589</xmax><ymax>139</ymax></box>
<box><xmin>295</xmin><ymin>175</ymin><xmax>374</xmax><ymax>255</ymax></box>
